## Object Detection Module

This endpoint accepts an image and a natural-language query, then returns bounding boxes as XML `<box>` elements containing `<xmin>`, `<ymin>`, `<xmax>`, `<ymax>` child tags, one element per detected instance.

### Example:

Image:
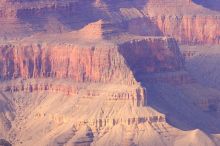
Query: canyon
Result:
<box><xmin>0</xmin><ymin>0</ymin><xmax>220</xmax><ymax>146</ymax></box>
<box><xmin>0</xmin><ymin>0</ymin><xmax>219</xmax><ymax>44</ymax></box>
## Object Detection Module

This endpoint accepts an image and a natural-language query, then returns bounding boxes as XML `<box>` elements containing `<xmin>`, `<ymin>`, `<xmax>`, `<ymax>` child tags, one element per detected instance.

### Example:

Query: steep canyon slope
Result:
<box><xmin>0</xmin><ymin>0</ymin><xmax>220</xmax><ymax>146</ymax></box>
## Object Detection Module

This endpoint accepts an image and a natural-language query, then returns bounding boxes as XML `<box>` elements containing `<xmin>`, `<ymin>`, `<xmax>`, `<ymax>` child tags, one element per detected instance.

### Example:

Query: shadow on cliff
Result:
<box><xmin>0</xmin><ymin>92</ymin><xmax>14</xmax><ymax>113</ymax></box>
<box><xmin>144</xmin><ymin>81</ymin><xmax>220</xmax><ymax>134</ymax></box>
<box><xmin>56</xmin><ymin>0</ymin><xmax>107</xmax><ymax>30</ymax></box>
<box><xmin>102</xmin><ymin>0</ymin><xmax>164</xmax><ymax>36</ymax></box>
<box><xmin>16</xmin><ymin>0</ymin><xmax>106</xmax><ymax>32</ymax></box>
<box><xmin>192</xmin><ymin>0</ymin><xmax>220</xmax><ymax>12</ymax></box>
<box><xmin>103</xmin><ymin>0</ymin><xmax>149</xmax><ymax>10</ymax></box>
<box><xmin>0</xmin><ymin>139</ymin><xmax>12</xmax><ymax>146</ymax></box>
<box><xmin>119</xmin><ymin>46</ymin><xmax>220</xmax><ymax>134</ymax></box>
<box><xmin>147</xmin><ymin>52</ymin><xmax>220</xmax><ymax>134</ymax></box>
<box><xmin>186</xmin><ymin>54</ymin><xmax>220</xmax><ymax>90</ymax></box>
<box><xmin>16</xmin><ymin>0</ymin><xmax>154</xmax><ymax>35</ymax></box>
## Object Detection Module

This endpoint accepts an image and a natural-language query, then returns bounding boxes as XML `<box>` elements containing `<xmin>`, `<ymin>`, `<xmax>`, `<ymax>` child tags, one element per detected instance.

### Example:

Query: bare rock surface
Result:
<box><xmin>0</xmin><ymin>0</ymin><xmax>220</xmax><ymax>146</ymax></box>
<box><xmin>0</xmin><ymin>0</ymin><xmax>219</xmax><ymax>44</ymax></box>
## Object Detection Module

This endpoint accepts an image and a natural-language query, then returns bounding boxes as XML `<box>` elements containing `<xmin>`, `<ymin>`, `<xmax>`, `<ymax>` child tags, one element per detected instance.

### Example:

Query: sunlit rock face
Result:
<box><xmin>0</xmin><ymin>44</ymin><xmax>135</xmax><ymax>84</ymax></box>
<box><xmin>0</xmin><ymin>0</ymin><xmax>220</xmax><ymax>146</ymax></box>
<box><xmin>0</xmin><ymin>37</ymin><xmax>184</xmax><ymax>82</ymax></box>
<box><xmin>150</xmin><ymin>15</ymin><xmax>220</xmax><ymax>44</ymax></box>
<box><xmin>144</xmin><ymin>0</ymin><xmax>220</xmax><ymax>44</ymax></box>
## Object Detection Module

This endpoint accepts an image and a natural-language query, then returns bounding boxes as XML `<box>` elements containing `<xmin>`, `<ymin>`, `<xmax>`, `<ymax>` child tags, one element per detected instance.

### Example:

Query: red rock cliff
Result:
<box><xmin>143</xmin><ymin>0</ymin><xmax>220</xmax><ymax>44</ymax></box>
<box><xmin>0</xmin><ymin>43</ymin><xmax>136</xmax><ymax>84</ymax></box>
<box><xmin>0</xmin><ymin>37</ymin><xmax>184</xmax><ymax>84</ymax></box>
<box><xmin>151</xmin><ymin>15</ymin><xmax>220</xmax><ymax>44</ymax></box>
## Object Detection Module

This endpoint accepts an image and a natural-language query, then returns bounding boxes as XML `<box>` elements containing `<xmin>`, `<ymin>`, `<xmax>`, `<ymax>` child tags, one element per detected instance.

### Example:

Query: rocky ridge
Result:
<box><xmin>0</xmin><ymin>0</ymin><xmax>220</xmax><ymax>44</ymax></box>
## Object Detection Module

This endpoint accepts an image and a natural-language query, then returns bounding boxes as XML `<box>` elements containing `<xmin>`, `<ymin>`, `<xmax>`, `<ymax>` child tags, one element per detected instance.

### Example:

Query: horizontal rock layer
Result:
<box><xmin>72</xmin><ymin>115</ymin><xmax>166</xmax><ymax>131</ymax></box>
<box><xmin>0</xmin><ymin>81</ymin><xmax>146</xmax><ymax>107</ymax></box>
<box><xmin>150</xmin><ymin>15</ymin><xmax>220</xmax><ymax>44</ymax></box>
<box><xmin>0</xmin><ymin>37</ymin><xmax>184</xmax><ymax>83</ymax></box>
<box><xmin>0</xmin><ymin>43</ymin><xmax>135</xmax><ymax>84</ymax></box>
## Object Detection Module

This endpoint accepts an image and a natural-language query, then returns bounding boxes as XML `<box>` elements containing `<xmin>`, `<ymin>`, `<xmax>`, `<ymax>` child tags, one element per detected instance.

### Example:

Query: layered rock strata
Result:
<box><xmin>0</xmin><ymin>37</ymin><xmax>184</xmax><ymax>82</ymax></box>
<box><xmin>0</xmin><ymin>43</ymin><xmax>135</xmax><ymax>84</ymax></box>
<box><xmin>0</xmin><ymin>36</ymin><xmax>185</xmax><ymax>107</ymax></box>
<box><xmin>0</xmin><ymin>36</ymin><xmax>186</xmax><ymax>145</ymax></box>
<box><xmin>150</xmin><ymin>15</ymin><xmax>220</xmax><ymax>44</ymax></box>
<box><xmin>1</xmin><ymin>0</ymin><xmax>220</xmax><ymax>45</ymax></box>
<box><xmin>0</xmin><ymin>81</ymin><xmax>146</xmax><ymax>107</ymax></box>
<box><xmin>73</xmin><ymin>115</ymin><xmax>166</xmax><ymax>131</ymax></box>
<box><xmin>145</xmin><ymin>0</ymin><xmax>220</xmax><ymax>44</ymax></box>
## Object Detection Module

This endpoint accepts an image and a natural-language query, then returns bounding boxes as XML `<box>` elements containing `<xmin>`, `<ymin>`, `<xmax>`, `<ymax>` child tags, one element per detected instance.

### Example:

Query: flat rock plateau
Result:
<box><xmin>0</xmin><ymin>0</ymin><xmax>220</xmax><ymax>146</ymax></box>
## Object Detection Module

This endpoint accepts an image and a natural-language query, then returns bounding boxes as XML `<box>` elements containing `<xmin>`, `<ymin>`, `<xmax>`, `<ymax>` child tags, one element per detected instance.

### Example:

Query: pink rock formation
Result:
<box><xmin>151</xmin><ymin>15</ymin><xmax>220</xmax><ymax>44</ymax></box>
<box><xmin>0</xmin><ymin>0</ymin><xmax>219</xmax><ymax>45</ymax></box>
<box><xmin>0</xmin><ymin>44</ymin><xmax>135</xmax><ymax>84</ymax></box>
<box><xmin>0</xmin><ymin>37</ymin><xmax>184</xmax><ymax>83</ymax></box>
<box><xmin>0</xmin><ymin>1</ymin><xmax>220</xmax><ymax>146</ymax></box>
<box><xmin>0</xmin><ymin>37</ymin><xmax>184</xmax><ymax>110</ymax></box>
<box><xmin>144</xmin><ymin>0</ymin><xmax>220</xmax><ymax>44</ymax></box>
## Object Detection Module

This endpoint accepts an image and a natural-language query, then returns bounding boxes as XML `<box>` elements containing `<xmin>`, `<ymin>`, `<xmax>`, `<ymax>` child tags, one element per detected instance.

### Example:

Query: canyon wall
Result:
<box><xmin>0</xmin><ymin>37</ymin><xmax>184</xmax><ymax>83</ymax></box>
<box><xmin>0</xmin><ymin>37</ymin><xmax>184</xmax><ymax>109</ymax></box>
<box><xmin>72</xmin><ymin>115</ymin><xmax>166</xmax><ymax>131</ymax></box>
<box><xmin>143</xmin><ymin>0</ymin><xmax>220</xmax><ymax>44</ymax></box>
<box><xmin>150</xmin><ymin>15</ymin><xmax>220</xmax><ymax>44</ymax></box>
<box><xmin>119</xmin><ymin>37</ymin><xmax>185</xmax><ymax>75</ymax></box>
<box><xmin>0</xmin><ymin>0</ymin><xmax>103</xmax><ymax>38</ymax></box>
<box><xmin>1</xmin><ymin>0</ymin><xmax>220</xmax><ymax>45</ymax></box>
<box><xmin>0</xmin><ymin>81</ymin><xmax>146</xmax><ymax>107</ymax></box>
<box><xmin>0</xmin><ymin>43</ymin><xmax>135</xmax><ymax>84</ymax></box>
<box><xmin>142</xmin><ymin>71</ymin><xmax>195</xmax><ymax>85</ymax></box>
<box><xmin>195</xmin><ymin>98</ymin><xmax>220</xmax><ymax>112</ymax></box>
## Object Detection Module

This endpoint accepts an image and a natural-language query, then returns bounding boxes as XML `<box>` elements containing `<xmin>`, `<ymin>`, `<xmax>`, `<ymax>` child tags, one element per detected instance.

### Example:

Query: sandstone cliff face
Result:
<box><xmin>143</xmin><ymin>0</ymin><xmax>220</xmax><ymax>44</ymax></box>
<box><xmin>0</xmin><ymin>37</ymin><xmax>184</xmax><ymax>83</ymax></box>
<box><xmin>0</xmin><ymin>43</ymin><xmax>135</xmax><ymax>84</ymax></box>
<box><xmin>150</xmin><ymin>15</ymin><xmax>220</xmax><ymax>44</ymax></box>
